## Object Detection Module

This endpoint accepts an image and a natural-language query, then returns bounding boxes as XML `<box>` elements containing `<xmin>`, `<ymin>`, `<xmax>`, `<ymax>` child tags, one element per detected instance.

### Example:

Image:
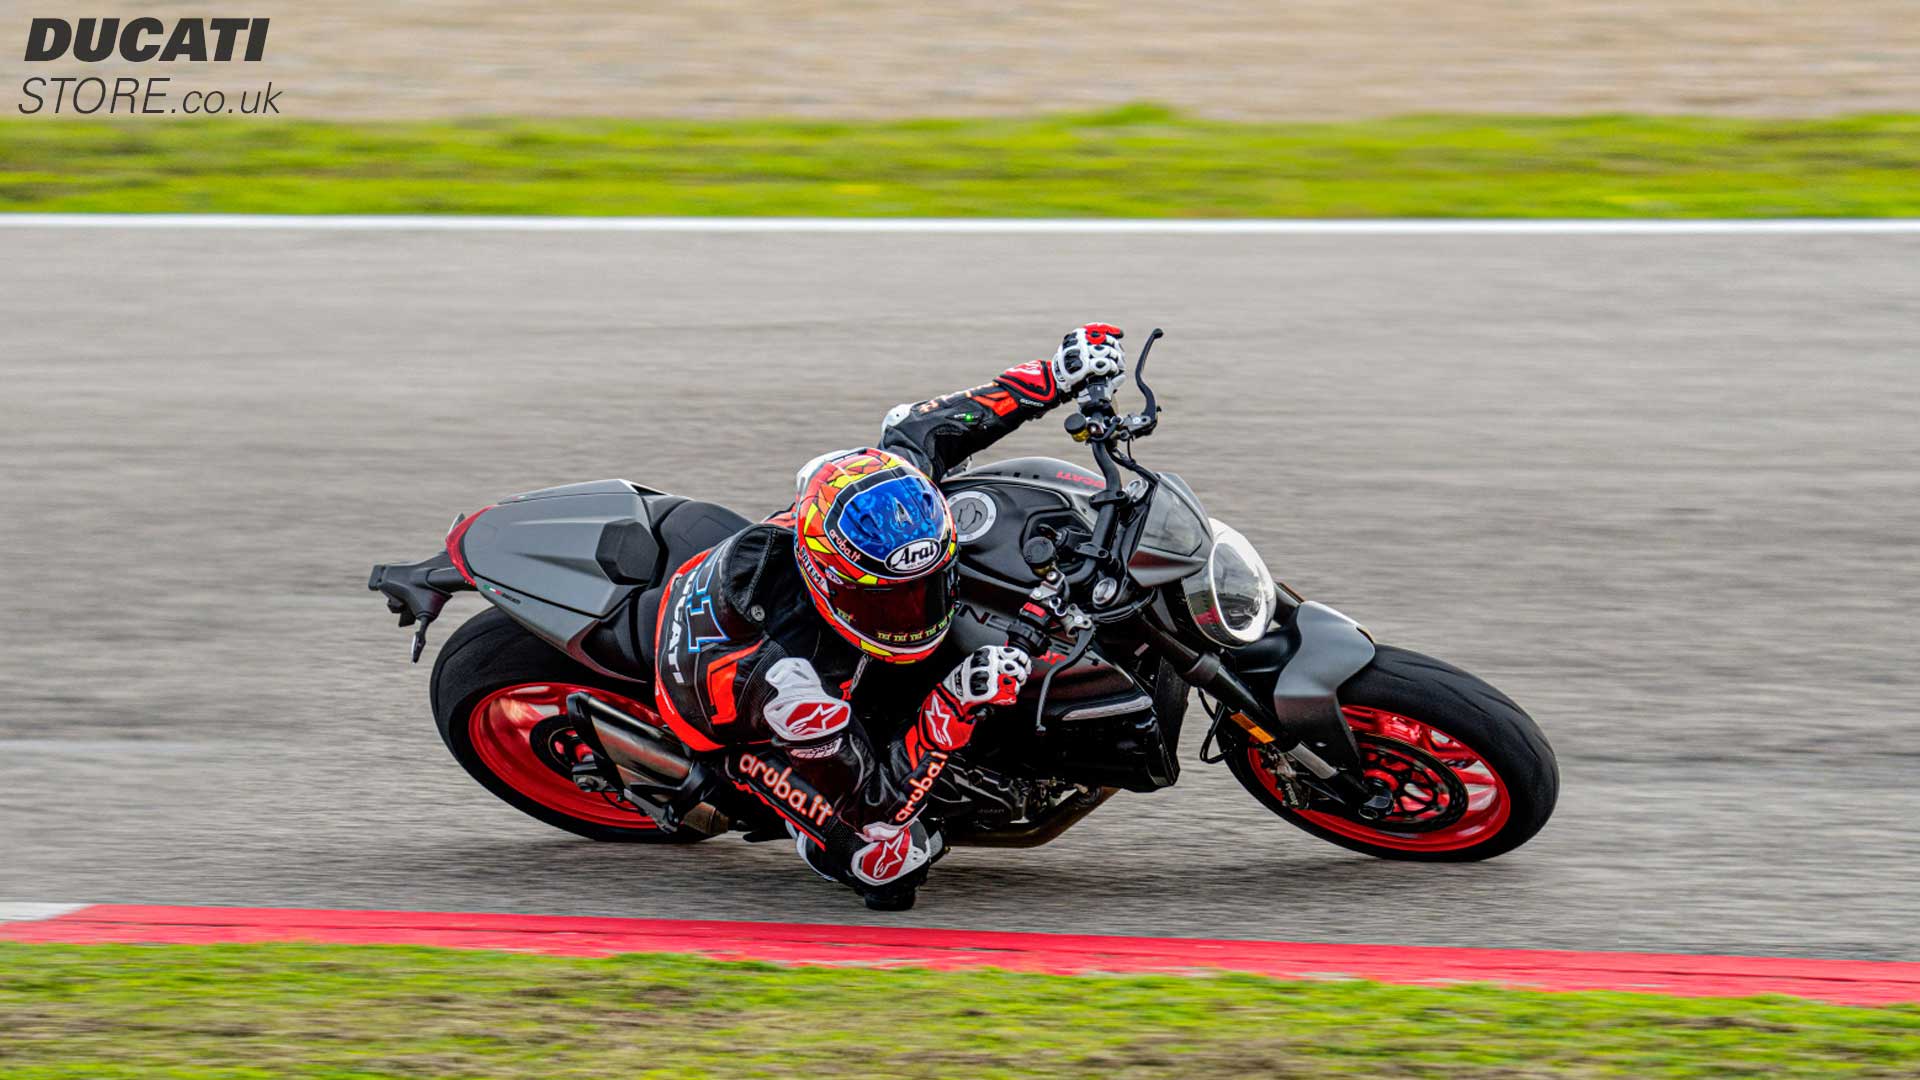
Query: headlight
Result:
<box><xmin>1180</xmin><ymin>519</ymin><xmax>1277</xmax><ymax>647</ymax></box>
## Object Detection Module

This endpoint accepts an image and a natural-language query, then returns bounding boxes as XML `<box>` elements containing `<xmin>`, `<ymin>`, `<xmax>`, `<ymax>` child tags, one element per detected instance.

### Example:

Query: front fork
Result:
<box><xmin>1145</xmin><ymin>601</ymin><xmax>1388</xmax><ymax>815</ymax></box>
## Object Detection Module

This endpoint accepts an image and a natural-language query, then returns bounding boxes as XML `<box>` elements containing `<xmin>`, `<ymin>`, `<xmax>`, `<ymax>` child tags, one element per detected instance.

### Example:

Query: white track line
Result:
<box><xmin>2</xmin><ymin>214</ymin><xmax>1919</xmax><ymax>235</ymax></box>
<box><xmin>0</xmin><ymin>902</ymin><xmax>87</xmax><ymax>924</ymax></box>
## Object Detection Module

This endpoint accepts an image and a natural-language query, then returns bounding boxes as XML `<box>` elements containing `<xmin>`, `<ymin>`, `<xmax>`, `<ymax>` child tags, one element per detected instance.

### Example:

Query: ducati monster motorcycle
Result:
<box><xmin>370</xmin><ymin>331</ymin><xmax>1558</xmax><ymax>893</ymax></box>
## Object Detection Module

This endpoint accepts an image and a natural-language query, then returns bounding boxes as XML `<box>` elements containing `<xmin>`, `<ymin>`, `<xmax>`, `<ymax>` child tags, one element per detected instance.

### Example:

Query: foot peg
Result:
<box><xmin>621</xmin><ymin>760</ymin><xmax>718</xmax><ymax>834</ymax></box>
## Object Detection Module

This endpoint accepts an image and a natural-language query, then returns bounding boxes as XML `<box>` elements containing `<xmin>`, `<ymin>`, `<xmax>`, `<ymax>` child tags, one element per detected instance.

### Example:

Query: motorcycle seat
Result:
<box><xmin>599</xmin><ymin>497</ymin><xmax>752</xmax><ymax>588</ymax></box>
<box><xmin>623</xmin><ymin>499</ymin><xmax>751</xmax><ymax>672</ymax></box>
<box><xmin>655</xmin><ymin>499</ymin><xmax>752</xmax><ymax>575</ymax></box>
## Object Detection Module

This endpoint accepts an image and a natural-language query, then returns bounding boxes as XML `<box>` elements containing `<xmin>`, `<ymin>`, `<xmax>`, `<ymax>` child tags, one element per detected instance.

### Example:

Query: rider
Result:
<box><xmin>650</xmin><ymin>324</ymin><xmax>1127</xmax><ymax>908</ymax></box>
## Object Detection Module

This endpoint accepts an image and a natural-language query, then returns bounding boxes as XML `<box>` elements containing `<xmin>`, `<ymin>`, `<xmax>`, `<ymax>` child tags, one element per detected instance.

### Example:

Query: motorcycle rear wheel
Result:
<box><xmin>1228</xmin><ymin>645</ymin><xmax>1557</xmax><ymax>861</ymax></box>
<box><xmin>430</xmin><ymin>607</ymin><xmax>707</xmax><ymax>843</ymax></box>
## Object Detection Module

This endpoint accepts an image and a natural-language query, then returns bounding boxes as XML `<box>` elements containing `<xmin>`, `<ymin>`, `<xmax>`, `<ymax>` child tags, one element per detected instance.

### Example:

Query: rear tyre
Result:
<box><xmin>1228</xmin><ymin>645</ymin><xmax>1557</xmax><ymax>861</ymax></box>
<box><xmin>430</xmin><ymin>607</ymin><xmax>706</xmax><ymax>843</ymax></box>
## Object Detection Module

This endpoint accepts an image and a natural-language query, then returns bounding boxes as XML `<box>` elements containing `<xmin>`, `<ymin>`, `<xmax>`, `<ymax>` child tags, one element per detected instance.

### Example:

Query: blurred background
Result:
<box><xmin>3</xmin><ymin>2</ymin><xmax>1920</xmax><ymax>216</ymax></box>
<box><xmin>7</xmin><ymin>1</ymin><xmax>1920</xmax><ymax>118</ymax></box>
<box><xmin>3</xmin><ymin>0</ymin><xmax>1918</xmax><ymax>960</ymax></box>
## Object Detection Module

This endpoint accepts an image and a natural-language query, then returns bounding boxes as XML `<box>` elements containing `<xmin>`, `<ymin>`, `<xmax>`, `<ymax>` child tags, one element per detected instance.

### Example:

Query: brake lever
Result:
<box><xmin>1121</xmin><ymin>327</ymin><xmax>1164</xmax><ymax>436</ymax></box>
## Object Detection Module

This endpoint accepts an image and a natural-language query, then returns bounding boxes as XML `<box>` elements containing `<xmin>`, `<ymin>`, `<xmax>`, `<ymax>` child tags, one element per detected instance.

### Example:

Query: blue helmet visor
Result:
<box><xmin>835</xmin><ymin>474</ymin><xmax>949</xmax><ymax>575</ymax></box>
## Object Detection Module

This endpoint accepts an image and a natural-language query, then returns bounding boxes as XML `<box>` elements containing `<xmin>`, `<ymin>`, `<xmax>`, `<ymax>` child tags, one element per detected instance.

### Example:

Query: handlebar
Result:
<box><xmin>1055</xmin><ymin>327</ymin><xmax>1166</xmax><ymax>587</ymax></box>
<box><xmin>1005</xmin><ymin>329</ymin><xmax>1168</xmax><ymax>728</ymax></box>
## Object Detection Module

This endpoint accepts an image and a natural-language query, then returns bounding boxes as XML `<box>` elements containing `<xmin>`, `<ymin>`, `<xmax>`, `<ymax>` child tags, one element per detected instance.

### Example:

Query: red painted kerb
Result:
<box><xmin>5</xmin><ymin>904</ymin><xmax>1918</xmax><ymax>1006</ymax></box>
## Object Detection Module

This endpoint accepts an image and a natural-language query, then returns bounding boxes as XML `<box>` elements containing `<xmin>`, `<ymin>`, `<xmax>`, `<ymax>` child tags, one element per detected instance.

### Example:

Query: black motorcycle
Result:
<box><xmin>370</xmin><ymin>331</ymin><xmax>1558</xmax><ymax>880</ymax></box>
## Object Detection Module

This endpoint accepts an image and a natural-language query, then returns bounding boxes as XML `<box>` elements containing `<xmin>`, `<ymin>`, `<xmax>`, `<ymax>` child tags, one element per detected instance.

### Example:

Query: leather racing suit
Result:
<box><xmin>649</xmin><ymin>357</ymin><xmax>1074</xmax><ymax>897</ymax></box>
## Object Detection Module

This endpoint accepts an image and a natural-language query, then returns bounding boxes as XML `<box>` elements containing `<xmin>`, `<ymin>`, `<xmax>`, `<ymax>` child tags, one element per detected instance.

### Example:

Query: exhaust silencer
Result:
<box><xmin>567</xmin><ymin>693</ymin><xmax>726</xmax><ymax>836</ymax></box>
<box><xmin>572</xmin><ymin>694</ymin><xmax>692</xmax><ymax>782</ymax></box>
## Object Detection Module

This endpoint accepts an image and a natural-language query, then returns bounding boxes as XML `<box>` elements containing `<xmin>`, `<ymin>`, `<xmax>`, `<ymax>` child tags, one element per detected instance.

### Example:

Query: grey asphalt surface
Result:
<box><xmin>2</xmin><ymin>225</ymin><xmax>1916</xmax><ymax>959</ymax></box>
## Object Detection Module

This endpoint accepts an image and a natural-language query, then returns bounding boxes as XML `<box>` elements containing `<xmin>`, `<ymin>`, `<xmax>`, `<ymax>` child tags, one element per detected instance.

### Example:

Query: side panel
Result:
<box><xmin>1022</xmin><ymin>651</ymin><xmax>1179</xmax><ymax>792</ymax></box>
<box><xmin>948</xmin><ymin>605</ymin><xmax>1179</xmax><ymax>792</ymax></box>
<box><xmin>467</xmin><ymin>581</ymin><xmax>612</xmax><ymax>676</ymax></box>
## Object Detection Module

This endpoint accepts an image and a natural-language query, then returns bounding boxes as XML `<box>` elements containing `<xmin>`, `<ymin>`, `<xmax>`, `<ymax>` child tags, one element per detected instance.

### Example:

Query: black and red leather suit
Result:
<box><xmin>648</xmin><ymin>357</ymin><xmax>1074</xmax><ymax>895</ymax></box>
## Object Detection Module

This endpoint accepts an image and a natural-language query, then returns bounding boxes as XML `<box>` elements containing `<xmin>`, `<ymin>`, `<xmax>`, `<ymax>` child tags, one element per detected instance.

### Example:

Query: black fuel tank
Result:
<box><xmin>944</xmin><ymin>457</ymin><xmax>1099</xmax><ymax>601</ymax></box>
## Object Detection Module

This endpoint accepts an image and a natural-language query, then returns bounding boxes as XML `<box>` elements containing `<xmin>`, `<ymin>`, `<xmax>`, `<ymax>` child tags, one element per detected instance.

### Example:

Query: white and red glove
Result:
<box><xmin>912</xmin><ymin>645</ymin><xmax>1032</xmax><ymax>754</ymax></box>
<box><xmin>943</xmin><ymin>644</ymin><xmax>1032</xmax><ymax>709</ymax></box>
<box><xmin>1051</xmin><ymin>323</ymin><xmax>1126</xmax><ymax>395</ymax></box>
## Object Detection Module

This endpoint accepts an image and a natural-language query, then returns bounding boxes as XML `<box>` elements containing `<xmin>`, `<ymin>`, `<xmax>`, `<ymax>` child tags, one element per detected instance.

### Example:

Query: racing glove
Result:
<box><xmin>977</xmin><ymin>323</ymin><xmax>1128</xmax><ymax>411</ymax></box>
<box><xmin>887</xmin><ymin>645</ymin><xmax>1034</xmax><ymax>830</ymax></box>
<box><xmin>1051</xmin><ymin>323</ymin><xmax>1125</xmax><ymax>395</ymax></box>
<box><xmin>945</xmin><ymin>644</ymin><xmax>1033</xmax><ymax>709</ymax></box>
<box><xmin>911</xmin><ymin>645</ymin><xmax>1033</xmax><ymax>754</ymax></box>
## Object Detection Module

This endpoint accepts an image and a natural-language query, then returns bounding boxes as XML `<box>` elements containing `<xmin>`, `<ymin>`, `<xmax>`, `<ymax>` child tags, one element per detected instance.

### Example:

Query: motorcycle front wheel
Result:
<box><xmin>1228</xmin><ymin>645</ymin><xmax>1558</xmax><ymax>861</ymax></box>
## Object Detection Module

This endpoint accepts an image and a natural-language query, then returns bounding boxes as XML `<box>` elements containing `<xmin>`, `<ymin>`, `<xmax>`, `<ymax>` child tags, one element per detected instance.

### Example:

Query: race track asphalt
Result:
<box><xmin>2</xmin><ymin>224</ymin><xmax>1916</xmax><ymax>959</ymax></box>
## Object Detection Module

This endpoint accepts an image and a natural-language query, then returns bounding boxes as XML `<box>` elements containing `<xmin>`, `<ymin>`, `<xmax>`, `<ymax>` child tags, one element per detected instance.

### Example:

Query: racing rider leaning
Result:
<box><xmin>650</xmin><ymin>324</ymin><xmax>1126</xmax><ymax>908</ymax></box>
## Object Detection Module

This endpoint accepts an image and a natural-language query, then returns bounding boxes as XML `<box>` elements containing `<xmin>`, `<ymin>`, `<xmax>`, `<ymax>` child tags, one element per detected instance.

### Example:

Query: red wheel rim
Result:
<box><xmin>1250</xmin><ymin>705</ymin><xmax>1511</xmax><ymax>853</ymax></box>
<box><xmin>468</xmin><ymin>682</ymin><xmax>657</xmax><ymax>830</ymax></box>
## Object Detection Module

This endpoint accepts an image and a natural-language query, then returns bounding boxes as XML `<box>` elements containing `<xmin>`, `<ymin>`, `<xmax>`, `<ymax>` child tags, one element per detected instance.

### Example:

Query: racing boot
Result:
<box><xmin>794</xmin><ymin>818</ymin><xmax>941</xmax><ymax>910</ymax></box>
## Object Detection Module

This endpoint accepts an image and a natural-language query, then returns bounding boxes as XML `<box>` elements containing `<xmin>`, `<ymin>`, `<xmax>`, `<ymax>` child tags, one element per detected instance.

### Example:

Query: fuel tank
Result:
<box><xmin>943</xmin><ymin>456</ymin><xmax>1099</xmax><ymax>603</ymax></box>
<box><xmin>943</xmin><ymin>455</ymin><xmax>1212</xmax><ymax>598</ymax></box>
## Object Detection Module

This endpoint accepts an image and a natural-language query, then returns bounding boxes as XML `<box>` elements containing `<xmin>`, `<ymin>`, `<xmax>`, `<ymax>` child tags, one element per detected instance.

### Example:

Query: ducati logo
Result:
<box><xmin>886</xmin><ymin>538</ymin><xmax>940</xmax><ymax>575</ymax></box>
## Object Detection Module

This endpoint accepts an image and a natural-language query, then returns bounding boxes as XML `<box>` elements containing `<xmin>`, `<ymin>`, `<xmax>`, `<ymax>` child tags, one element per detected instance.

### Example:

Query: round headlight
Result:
<box><xmin>1181</xmin><ymin>520</ymin><xmax>1277</xmax><ymax>647</ymax></box>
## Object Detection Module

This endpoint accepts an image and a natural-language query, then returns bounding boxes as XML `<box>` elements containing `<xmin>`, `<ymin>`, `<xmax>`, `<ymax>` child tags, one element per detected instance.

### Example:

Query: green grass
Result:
<box><xmin>3</xmin><ymin>943</ymin><xmax>1919</xmax><ymax>1078</ymax></box>
<box><xmin>4</xmin><ymin>106</ymin><xmax>1920</xmax><ymax>217</ymax></box>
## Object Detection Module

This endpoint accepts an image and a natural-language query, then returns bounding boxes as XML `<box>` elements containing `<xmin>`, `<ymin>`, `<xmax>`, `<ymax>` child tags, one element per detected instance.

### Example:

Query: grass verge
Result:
<box><xmin>3</xmin><ymin>943</ymin><xmax>1919</xmax><ymax>1078</ymax></box>
<box><xmin>3</xmin><ymin>106</ymin><xmax>1920</xmax><ymax>217</ymax></box>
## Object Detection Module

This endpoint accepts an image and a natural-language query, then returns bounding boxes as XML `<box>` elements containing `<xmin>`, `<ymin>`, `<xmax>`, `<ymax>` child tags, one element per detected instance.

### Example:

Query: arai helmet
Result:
<box><xmin>793</xmin><ymin>448</ymin><xmax>958</xmax><ymax>662</ymax></box>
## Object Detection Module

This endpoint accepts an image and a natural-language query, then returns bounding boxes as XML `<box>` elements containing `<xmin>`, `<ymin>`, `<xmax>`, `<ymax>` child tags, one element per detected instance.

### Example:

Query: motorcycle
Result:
<box><xmin>369</xmin><ymin>330</ymin><xmax>1558</xmax><ymax>887</ymax></box>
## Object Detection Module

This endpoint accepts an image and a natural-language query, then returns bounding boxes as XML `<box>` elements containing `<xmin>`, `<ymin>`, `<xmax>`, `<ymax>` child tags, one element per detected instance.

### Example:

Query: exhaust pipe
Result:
<box><xmin>568</xmin><ymin>693</ymin><xmax>727</xmax><ymax>836</ymax></box>
<box><xmin>571</xmin><ymin>693</ymin><xmax>691</xmax><ymax>782</ymax></box>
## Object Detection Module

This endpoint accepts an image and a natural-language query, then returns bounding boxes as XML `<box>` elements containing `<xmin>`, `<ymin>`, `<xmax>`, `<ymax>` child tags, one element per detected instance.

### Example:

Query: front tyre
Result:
<box><xmin>430</xmin><ymin>607</ymin><xmax>704</xmax><ymax>843</ymax></box>
<box><xmin>1228</xmin><ymin>645</ymin><xmax>1557</xmax><ymax>861</ymax></box>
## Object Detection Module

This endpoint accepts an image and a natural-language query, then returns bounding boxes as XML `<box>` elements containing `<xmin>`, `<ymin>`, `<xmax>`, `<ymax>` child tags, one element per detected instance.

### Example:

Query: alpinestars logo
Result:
<box><xmin>19</xmin><ymin>17</ymin><xmax>282</xmax><ymax>115</ymax></box>
<box><xmin>917</xmin><ymin>692</ymin><xmax>968</xmax><ymax>751</ymax></box>
<box><xmin>852</xmin><ymin>826</ymin><xmax>928</xmax><ymax>886</ymax></box>
<box><xmin>768</xmin><ymin>699</ymin><xmax>849</xmax><ymax>741</ymax></box>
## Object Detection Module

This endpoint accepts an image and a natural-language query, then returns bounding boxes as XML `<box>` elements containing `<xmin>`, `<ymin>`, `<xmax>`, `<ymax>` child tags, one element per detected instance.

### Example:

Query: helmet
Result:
<box><xmin>793</xmin><ymin>448</ymin><xmax>958</xmax><ymax>662</ymax></box>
